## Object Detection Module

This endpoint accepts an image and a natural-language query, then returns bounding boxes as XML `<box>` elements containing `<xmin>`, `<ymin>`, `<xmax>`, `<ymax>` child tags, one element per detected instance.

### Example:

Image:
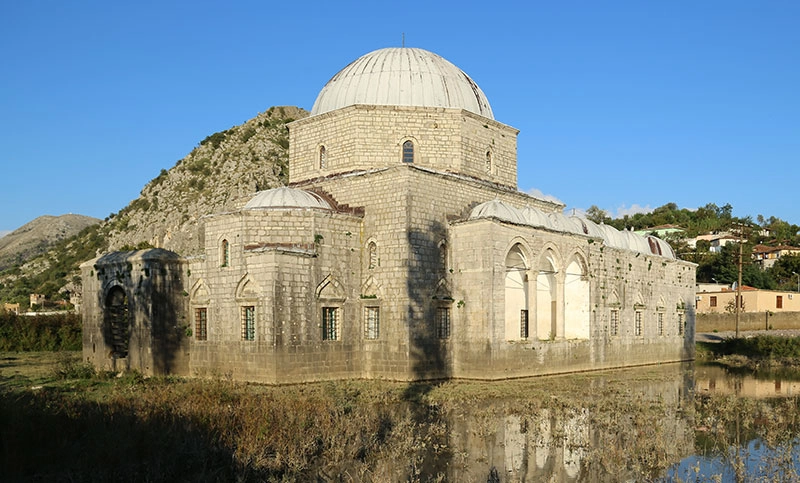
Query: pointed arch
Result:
<box><xmin>316</xmin><ymin>274</ymin><xmax>346</xmax><ymax>301</ymax></box>
<box><xmin>236</xmin><ymin>274</ymin><xmax>261</xmax><ymax>300</ymax></box>
<box><xmin>438</xmin><ymin>239</ymin><xmax>448</xmax><ymax>276</ymax></box>
<box><xmin>361</xmin><ymin>276</ymin><xmax>383</xmax><ymax>299</ymax></box>
<box><xmin>608</xmin><ymin>289</ymin><xmax>621</xmax><ymax>307</ymax></box>
<box><xmin>634</xmin><ymin>291</ymin><xmax>646</xmax><ymax>308</ymax></box>
<box><xmin>564</xmin><ymin>253</ymin><xmax>590</xmax><ymax>339</ymax></box>
<box><xmin>220</xmin><ymin>239</ymin><xmax>230</xmax><ymax>267</ymax></box>
<box><xmin>433</xmin><ymin>278</ymin><xmax>451</xmax><ymax>300</ymax></box>
<box><xmin>366</xmin><ymin>239</ymin><xmax>378</xmax><ymax>270</ymax></box>
<box><xmin>536</xmin><ymin>248</ymin><xmax>559</xmax><ymax>340</ymax></box>
<box><xmin>190</xmin><ymin>279</ymin><xmax>211</xmax><ymax>304</ymax></box>
<box><xmin>505</xmin><ymin>243</ymin><xmax>530</xmax><ymax>340</ymax></box>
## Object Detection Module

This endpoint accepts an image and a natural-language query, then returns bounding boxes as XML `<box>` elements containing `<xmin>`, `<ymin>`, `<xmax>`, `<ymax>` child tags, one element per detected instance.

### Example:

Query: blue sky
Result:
<box><xmin>1</xmin><ymin>1</ymin><xmax>798</xmax><ymax>234</ymax></box>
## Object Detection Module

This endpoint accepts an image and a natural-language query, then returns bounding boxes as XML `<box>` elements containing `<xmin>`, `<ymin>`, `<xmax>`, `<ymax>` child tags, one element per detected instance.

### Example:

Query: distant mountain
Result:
<box><xmin>0</xmin><ymin>214</ymin><xmax>100</xmax><ymax>271</ymax></box>
<box><xmin>0</xmin><ymin>106</ymin><xmax>303</xmax><ymax>305</ymax></box>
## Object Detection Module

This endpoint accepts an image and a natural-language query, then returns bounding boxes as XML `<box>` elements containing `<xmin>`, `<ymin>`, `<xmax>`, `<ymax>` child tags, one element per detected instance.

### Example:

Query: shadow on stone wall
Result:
<box><xmin>405</xmin><ymin>221</ymin><xmax>451</xmax><ymax>383</ymax></box>
<box><xmin>401</xmin><ymin>221</ymin><xmax>454</xmax><ymax>477</ymax></box>
<box><xmin>96</xmin><ymin>250</ymin><xmax>186</xmax><ymax>375</ymax></box>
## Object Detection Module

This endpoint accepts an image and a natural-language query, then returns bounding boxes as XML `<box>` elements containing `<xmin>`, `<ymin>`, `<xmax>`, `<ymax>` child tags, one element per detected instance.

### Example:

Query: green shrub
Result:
<box><xmin>0</xmin><ymin>312</ymin><xmax>81</xmax><ymax>351</ymax></box>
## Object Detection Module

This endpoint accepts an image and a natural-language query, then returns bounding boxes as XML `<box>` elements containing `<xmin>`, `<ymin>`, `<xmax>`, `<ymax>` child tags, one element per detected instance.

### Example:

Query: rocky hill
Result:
<box><xmin>0</xmin><ymin>214</ymin><xmax>100</xmax><ymax>271</ymax></box>
<box><xmin>105</xmin><ymin>105</ymin><xmax>307</xmax><ymax>255</ymax></box>
<box><xmin>0</xmin><ymin>106</ymin><xmax>304</xmax><ymax>305</ymax></box>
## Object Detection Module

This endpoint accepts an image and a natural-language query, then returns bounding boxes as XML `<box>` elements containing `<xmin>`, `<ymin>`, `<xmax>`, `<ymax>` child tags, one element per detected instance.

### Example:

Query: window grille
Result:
<box><xmin>634</xmin><ymin>311</ymin><xmax>643</xmax><ymax>336</ymax></box>
<box><xmin>610</xmin><ymin>309</ymin><xmax>619</xmax><ymax>336</ymax></box>
<box><xmin>402</xmin><ymin>140</ymin><xmax>414</xmax><ymax>163</ymax></box>
<box><xmin>657</xmin><ymin>312</ymin><xmax>664</xmax><ymax>336</ymax></box>
<box><xmin>322</xmin><ymin>307</ymin><xmax>340</xmax><ymax>340</ymax></box>
<box><xmin>486</xmin><ymin>151</ymin><xmax>492</xmax><ymax>173</ymax></box>
<box><xmin>368</xmin><ymin>242</ymin><xmax>377</xmax><ymax>269</ymax></box>
<box><xmin>195</xmin><ymin>307</ymin><xmax>208</xmax><ymax>341</ymax></box>
<box><xmin>364</xmin><ymin>307</ymin><xmax>379</xmax><ymax>339</ymax></box>
<box><xmin>319</xmin><ymin>145</ymin><xmax>327</xmax><ymax>169</ymax></box>
<box><xmin>221</xmin><ymin>239</ymin><xmax>230</xmax><ymax>267</ymax></box>
<box><xmin>710</xmin><ymin>296</ymin><xmax>717</xmax><ymax>307</ymax></box>
<box><xmin>520</xmin><ymin>309</ymin><xmax>529</xmax><ymax>339</ymax></box>
<box><xmin>677</xmin><ymin>312</ymin><xmax>685</xmax><ymax>336</ymax></box>
<box><xmin>436</xmin><ymin>307</ymin><xmax>451</xmax><ymax>339</ymax></box>
<box><xmin>242</xmin><ymin>306</ymin><xmax>255</xmax><ymax>341</ymax></box>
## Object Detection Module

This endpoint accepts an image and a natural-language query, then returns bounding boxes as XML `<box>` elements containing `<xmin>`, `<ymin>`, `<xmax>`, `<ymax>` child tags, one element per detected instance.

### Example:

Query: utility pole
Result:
<box><xmin>734</xmin><ymin>223</ymin><xmax>745</xmax><ymax>339</ymax></box>
<box><xmin>736</xmin><ymin>239</ymin><xmax>742</xmax><ymax>338</ymax></box>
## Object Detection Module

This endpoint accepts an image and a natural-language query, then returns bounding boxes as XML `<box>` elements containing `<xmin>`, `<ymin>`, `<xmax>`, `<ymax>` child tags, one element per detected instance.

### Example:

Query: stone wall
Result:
<box><xmin>696</xmin><ymin>311</ymin><xmax>800</xmax><ymax>332</ymax></box>
<box><xmin>449</xmin><ymin>217</ymin><xmax>695</xmax><ymax>379</ymax></box>
<box><xmin>289</xmin><ymin>105</ymin><xmax>519</xmax><ymax>188</ymax></box>
<box><xmin>80</xmin><ymin>249</ymin><xmax>190</xmax><ymax>375</ymax></box>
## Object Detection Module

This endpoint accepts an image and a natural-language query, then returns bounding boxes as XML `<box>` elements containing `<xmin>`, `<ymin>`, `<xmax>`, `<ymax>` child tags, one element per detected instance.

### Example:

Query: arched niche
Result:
<box><xmin>536</xmin><ymin>249</ymin><xmax>558</xmax><ymax>340</ymax></box>
<box><xmin>564</xmin><ymin>254</ymin><xmax>590</xmax><ymax>339</ymax></box>
<box><xmin>505</xmin><ymin>243</ymin><xmax>530</xmax><ymax>340</ymax></box>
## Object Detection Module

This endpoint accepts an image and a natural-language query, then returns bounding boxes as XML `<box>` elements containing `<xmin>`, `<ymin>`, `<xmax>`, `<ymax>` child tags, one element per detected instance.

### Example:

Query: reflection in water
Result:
<box><xmin>439</xmin><ymin>364</ymin><xmax>696</xmax><ymax>481</ymax></box>
<box><xmin>409</xmin><ymin>363</ymin><xmax>800</xmax><ymax>481</ymax></box>
<box><xmin>663</xmin><ymin>363</ymin><xmax>800</xmax><ymax>482</ymax></box>
<box><xmin>696</xmin><ymin>363</ymin><xmax>800</xmax><ymax>398</ymax></box>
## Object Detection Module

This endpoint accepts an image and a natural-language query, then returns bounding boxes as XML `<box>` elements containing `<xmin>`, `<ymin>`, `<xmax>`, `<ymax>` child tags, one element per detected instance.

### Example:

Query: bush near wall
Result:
<box><xmin>696</xmin><ymin>311</ymin><xmax>800</xmax><ymax>333</ymax></box>
<box><xmin>0</xmin><ymin>312</ymin><xmax>81</xmax><ymax>351</ymax></box>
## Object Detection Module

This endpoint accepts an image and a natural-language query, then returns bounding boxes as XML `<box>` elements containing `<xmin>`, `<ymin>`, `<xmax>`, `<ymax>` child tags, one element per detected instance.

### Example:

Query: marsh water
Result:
<box><xmin>403</xmin><ymin>363</ymin><xmax>800</xmax><ymax>482</ymax></box>
<box><xmin>4</xmin><ymin>354</ymin><xmax>800</xmax><ymax>481</ymax></box>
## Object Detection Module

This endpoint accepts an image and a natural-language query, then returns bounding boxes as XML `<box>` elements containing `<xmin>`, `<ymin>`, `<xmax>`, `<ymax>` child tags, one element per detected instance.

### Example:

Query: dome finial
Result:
<box><xmin>402</xmin><ymin>32</ymin><xmax>405</xmax><ymax>48</ymax></box>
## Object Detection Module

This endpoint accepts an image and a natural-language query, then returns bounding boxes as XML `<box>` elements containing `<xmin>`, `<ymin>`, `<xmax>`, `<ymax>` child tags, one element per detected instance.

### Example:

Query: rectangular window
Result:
<box><xmin>195</xmin><ymin>307</ymin><xmax>208</xmax><ymax>341</ymax></box>
<box><xmin>520</xmin><ymin>309</ymin><xmax>529</xmax><ymax>339</ymax></box>
<box><xmin>322</xmin><ymin>307</ymin><xmax>340</xmax><ymax>341</ymax></box>
<box><xmin>364</xmin><ymin>307</ymin><xmax>379</xmax><ymax>340</ymax></box>
<box><xmin>710</xmin><ymin>296</ymin><xmax>717</xmax><ymax>308</ymax></box>
<box><xmin>657</xmin><ymin>312</ymin><xmax>664</xmax><ymax>336</ymax></box>
<box><xmin>436</xmin><ymin>307</ymin><xmax>451</xmax><ymax>339</ymax></box>
<box><xmin>634</xmin><ymin>311</ymin><xmax>643</xmax><ymax>336</ymax></box>
<box><xmin>242</xmin><ymin>306</ymin><xmax>255</xmax><ymax>341</ymax></box>
<box><xmin>610</xmin><ymin>309</ymin><xmax>619</xmax><ymax>336</ymax></box>
<box><xmin>678</xmin><ymin>313</ymin><xmax>685</xmax><ymax>336</ymax></box>
<box><xmin>777</xmin><ymin>296</ymin><xmax>783</xmax><ymax>309</ymax></box>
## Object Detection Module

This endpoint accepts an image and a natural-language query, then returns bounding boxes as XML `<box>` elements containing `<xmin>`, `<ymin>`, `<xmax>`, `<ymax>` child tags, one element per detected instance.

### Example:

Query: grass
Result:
<box><xmin>2</xmin><ymin>352</ymin><xmax>800</xmax><ymax>481</ymax></box>
<box><xmin>697</xmin><ymin>335</ymin><xmax>800</xmax><ymax>370</ymax></box>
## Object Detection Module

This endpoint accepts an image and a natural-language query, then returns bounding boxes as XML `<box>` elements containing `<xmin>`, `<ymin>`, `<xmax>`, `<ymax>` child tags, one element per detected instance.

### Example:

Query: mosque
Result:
<box><xmin>81</xmin><ymin>47</ymin><xmax>696</xmax><ymax>382</ymax></box>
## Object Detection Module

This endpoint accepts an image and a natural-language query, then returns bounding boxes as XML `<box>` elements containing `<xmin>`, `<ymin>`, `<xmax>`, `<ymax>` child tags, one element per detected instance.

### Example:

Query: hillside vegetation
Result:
<box><xmin>0</xmin><ymin>214</ymin><xmax>99</xmax><ymax>271</ymax></box>
<box><xmin>0</xmin><ymin>106</ymin><xmax>305</xmax><ymax>306</ymax></box>
<box><xmin>587</xmin><ymin>202</ymin><xmax>800</xmax><ymax>292</ymax></box>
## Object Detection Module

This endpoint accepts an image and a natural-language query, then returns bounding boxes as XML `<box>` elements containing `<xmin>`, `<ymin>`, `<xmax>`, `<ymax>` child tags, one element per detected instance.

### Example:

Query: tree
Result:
<box><xmin>585</xmin><ymin>205</ymin><xmax>611</xmax><ymax>225</ymax></box>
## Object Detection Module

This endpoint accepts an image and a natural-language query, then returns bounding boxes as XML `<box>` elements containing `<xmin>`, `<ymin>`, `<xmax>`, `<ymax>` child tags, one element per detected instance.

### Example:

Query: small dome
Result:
<box><xmin>646</xmin><ymin>235</ymin><xmax>676</xmax><ymax>259</ymax></box>
<box><xmin>520</xmin><ymin>205</ymin><xmax>553</xmax><ymax>230</ymax></box>
<box><xmin>570</xmin><ymin>216</ymin><xmax>606</xmax><ymax>239</ymax></box>
<box><xmin>244</xmin><ymin>187</ymin><xmax>332</xmax><ymax>210</ymax></box>
<box><xmin>621</xmin><ymin>229</ymin><xmax>651</xmax><ymax>254</ymax></box>
<box><xmin>311</xmin><ymin>47</ymin><xmax>494</xmax><ymax>119</ymax></box>
<box><xmin>470</xmin><ymin>199</ymin><xmax>525</xmax><ymax>225</ymax></box>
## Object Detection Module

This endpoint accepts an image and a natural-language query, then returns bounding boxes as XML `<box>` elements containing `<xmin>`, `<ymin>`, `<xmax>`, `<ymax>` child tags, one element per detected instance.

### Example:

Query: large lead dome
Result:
<box><xmin>311</xmin><ymin>47</ymin><xmax>494</xmax><ymax>119</ymax></box>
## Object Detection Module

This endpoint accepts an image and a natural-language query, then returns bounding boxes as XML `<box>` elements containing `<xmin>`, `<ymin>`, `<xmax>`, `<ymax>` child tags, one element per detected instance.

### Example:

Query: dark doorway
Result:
<box><xmin>105</xmin><ymin>287</ymin><xmax>130</xmax><ymax>358</ymax></box>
